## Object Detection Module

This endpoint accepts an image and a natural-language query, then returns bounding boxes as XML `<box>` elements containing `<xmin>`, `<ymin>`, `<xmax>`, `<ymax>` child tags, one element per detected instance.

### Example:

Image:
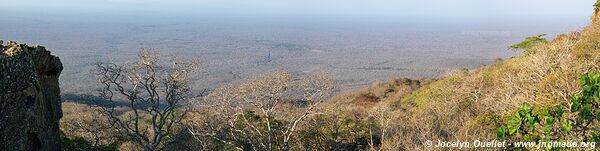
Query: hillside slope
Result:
<box><xmin>325</xmin><ymin>4</ymin><xmax>600</xmax><ymax>150</ymax></box>
<box><xmin>54</xmin><ymin>2</ymin><xmax>600</xmax><ymax>150</ymax></box>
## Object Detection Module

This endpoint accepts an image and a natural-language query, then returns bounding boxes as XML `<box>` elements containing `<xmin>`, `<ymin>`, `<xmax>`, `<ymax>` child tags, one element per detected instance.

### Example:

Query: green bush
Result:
<box><xmin>496</xmin><ymin>73</ymin><xmax>600</xmax><ymax>148</ymax></box>
<box><xmin>510</xmin><ymin>34</ymin><xmax>548</xmax><ymax>54</ymax></box>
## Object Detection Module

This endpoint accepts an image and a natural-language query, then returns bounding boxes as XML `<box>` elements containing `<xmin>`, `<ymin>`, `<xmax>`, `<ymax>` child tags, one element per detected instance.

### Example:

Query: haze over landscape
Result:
<box><xmin>0</xmin><ymin>0</ymin><xmax>593</xmax><ymax>94</ymax></box>
<box><xmin>3</xmin><ymin>0</ymin><xmax>600</xmax><ymax>150</ymax></box>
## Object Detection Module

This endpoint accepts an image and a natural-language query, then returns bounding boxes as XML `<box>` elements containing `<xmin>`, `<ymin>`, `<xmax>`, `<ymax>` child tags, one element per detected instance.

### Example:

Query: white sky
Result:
<box><xmin>0</xmin><ymin>0</ymin><xmax>595</xmax><ymax>20</ymax></box>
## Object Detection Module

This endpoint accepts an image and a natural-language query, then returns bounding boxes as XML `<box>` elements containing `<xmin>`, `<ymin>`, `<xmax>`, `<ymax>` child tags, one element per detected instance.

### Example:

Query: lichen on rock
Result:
<box><xmin>0</xmin><ymin>40</ymin><xmax>63</xmax><ymax>151</ymax></box>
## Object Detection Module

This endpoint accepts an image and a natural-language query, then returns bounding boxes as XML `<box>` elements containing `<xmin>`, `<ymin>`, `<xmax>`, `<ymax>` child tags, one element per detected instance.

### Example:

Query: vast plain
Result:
<box><xmin>2</xmin><ymin>1</ymin><xmax>600</xmax><ymax>150</ymax></box>
<box><xmin>0</xmin><ymin>13</ymin><xmax>589</xmax><ymax>94</ymax></box>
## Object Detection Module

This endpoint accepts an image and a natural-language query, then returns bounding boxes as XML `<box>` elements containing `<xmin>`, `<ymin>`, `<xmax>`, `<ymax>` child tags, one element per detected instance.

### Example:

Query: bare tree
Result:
<box><xmin>186</xmin><ymin>71</ymin><xmax>336</xmax><ymax>151</ymax></box>
<box><xmin>94</xmin><ymin>49</ymin><xmax>199</xmax><ymax>151</ymax></box>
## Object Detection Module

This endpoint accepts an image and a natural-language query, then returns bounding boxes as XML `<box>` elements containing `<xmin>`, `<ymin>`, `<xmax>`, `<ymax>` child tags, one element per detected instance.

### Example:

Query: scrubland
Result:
<box><xmin>55</xmin><ymin>4</ymin><xmax>600</xmax><ymax>151</ymax></box>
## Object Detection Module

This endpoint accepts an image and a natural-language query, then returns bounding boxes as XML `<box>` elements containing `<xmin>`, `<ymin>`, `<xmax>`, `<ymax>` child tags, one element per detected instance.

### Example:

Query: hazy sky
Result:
<box><xmin>0</xmin><ymin>0</ymin><xmax>595</xmax><ymax>20</ymax></box>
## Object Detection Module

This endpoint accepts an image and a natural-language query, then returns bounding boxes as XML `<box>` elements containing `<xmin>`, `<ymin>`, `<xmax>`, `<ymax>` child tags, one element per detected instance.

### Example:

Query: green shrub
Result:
<box><xmin>510</xmin><ymin>34</ymin><xmax>548</xmax><ymax>54</ymax></box>
<box><xmin>496</xmin><ymin>73</ymin><xmax>600</xmax><ymax>149</ymax></box>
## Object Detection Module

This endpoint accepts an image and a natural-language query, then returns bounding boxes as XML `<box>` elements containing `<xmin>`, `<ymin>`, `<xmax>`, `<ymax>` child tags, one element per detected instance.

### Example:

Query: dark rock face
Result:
<box><xmin>0</xmin><ymin>41</ymin><xmax>63</xmax><ymax>151</ymax></box>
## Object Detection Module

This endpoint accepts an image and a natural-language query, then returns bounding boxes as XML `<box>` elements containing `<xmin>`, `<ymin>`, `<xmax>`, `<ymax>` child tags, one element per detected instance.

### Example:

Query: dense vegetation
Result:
<box><xmin>58</xmin><ymin>2</ymin><xmax>600</xmax><ymax>151</ymax></box>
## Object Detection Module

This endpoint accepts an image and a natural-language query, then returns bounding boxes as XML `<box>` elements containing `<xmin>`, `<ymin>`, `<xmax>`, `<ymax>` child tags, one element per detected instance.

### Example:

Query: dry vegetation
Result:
<box><xmin>63</xmin><ymin>49</ymin><xmax>200</xmax><ymax>151</ymax></box>
<box><xmin>184</xmin><ymin>71</ymin><xmax>336</xmax><ymax>150</ymax></box>
<box><xmin>57</xmin><ymin>3</ymin><xmax>600</xmax><ymax>151</ymax></box>
<box><xmin>319</xmin><ymin>17</ymin><xmax>600</xmax><ymax>150</ymax></box>
<box><xmin>61</xmin><ymin>102</ymin><xmax>120</xmax><ymax>147</ymax></box>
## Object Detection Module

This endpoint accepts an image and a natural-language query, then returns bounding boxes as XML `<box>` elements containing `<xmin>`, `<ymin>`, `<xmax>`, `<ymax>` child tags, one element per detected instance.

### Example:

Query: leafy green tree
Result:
<box><xmin>595</xmin><ymin>0</ymin><xmax>600</xmax><ymax>11</ymax></box>
<box><xmin>510</xmin><ymin>34</ymin><xmax>548</xmax><ymax>54</ymax></box>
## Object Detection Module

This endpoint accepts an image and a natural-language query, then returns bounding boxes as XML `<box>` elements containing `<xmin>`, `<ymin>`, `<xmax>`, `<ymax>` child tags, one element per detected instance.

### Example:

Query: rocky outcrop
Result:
<box><xmin>0</xmin><ymin>41</ymin><xmax>63</xmax><ymax>151</ymax></box>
